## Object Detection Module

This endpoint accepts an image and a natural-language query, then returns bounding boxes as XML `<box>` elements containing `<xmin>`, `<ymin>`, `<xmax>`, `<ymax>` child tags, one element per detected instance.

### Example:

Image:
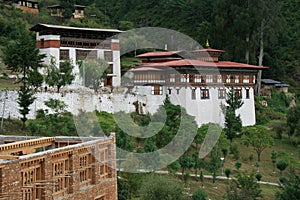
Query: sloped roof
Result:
<box><xmin>261</xmin><ymin>79</ymin><xmax>281</xmax><ymax>84</ymax></box>
<box><xmin>136</xmin><ymin>51</ymin><xmax>183</xmax><ymax>58</ymax></box>
<box><xmin>137</xmin><ymin>59</ymin><xmax>267</xmax><ymax>69</ymax></box>
<box><xmin>30</xmin><ymin>23</ymin><xmax>123</xmax><ymax>34</ymax></box>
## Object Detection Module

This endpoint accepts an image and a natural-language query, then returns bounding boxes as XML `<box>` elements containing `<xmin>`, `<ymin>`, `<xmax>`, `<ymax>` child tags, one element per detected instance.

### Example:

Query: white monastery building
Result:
<box><xmin>30</xmin><ymin>23</ymin><xmax>122</xmax><ymax>87</ymax></box>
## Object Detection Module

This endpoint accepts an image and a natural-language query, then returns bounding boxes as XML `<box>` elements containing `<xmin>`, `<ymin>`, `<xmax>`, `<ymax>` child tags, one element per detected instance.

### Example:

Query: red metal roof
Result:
<box><xmin>129</xmin><ymin>67</ymin><xmax>164</xmax><ymax>72</ymax></box>
<box><xmin>193</xmin><ymin>48</ymin><xmax>225</xmax><ymax>53</ymax></box>
<box><xmin>136</xmin><ymin>59</ymin><xmax>267</xmax><ymax>69</ymax></box>
<box><xmin>136</xmin><ymin>51</ymin><xmax>183</xmax><ymax>58</ymax></box>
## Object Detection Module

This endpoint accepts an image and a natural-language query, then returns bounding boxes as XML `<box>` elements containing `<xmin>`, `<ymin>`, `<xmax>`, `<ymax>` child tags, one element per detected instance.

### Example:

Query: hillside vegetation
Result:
<box><xmin>0</xmin><ymin>0</ymin><xmax>299</xmax><ymax>97</ymax></box>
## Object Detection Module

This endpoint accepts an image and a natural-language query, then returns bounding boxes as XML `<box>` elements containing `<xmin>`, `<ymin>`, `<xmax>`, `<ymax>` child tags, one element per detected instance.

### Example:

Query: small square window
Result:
<box><xmin>201</xmin><ymin>89</ymin><xmax>209</xmax><ymax>99</ymax></box>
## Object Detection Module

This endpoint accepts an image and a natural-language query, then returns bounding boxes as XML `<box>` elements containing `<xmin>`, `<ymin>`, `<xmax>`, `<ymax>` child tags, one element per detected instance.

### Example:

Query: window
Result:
<box><xmin>76</xmin><ymin>50</ymin><xmax>97</xmax><ymax>61</ymax></box>
<box><xmin>235</xmin><ymin>75</ymin><xmax>240</xmax><ymax>83</ymax></box>
<box><xmin>60</xmin><ymin>50</ymin><xmax>69</xmax><ymax>60</ymax></box>
<box><xmin>189</xmin><ymin>74</ymin><xmax>195</xmax><ymax>83</ymax></box>
<box><xmin>79</xmin><ymin>154</ymin><xmax>92</xmax><ymax>184</ymax></box>
<box><xmin>53</xmin><ymin>161</ymin><xmax>68</xmax><ymax>193</ymax></box>
<box><xmin>217</xmin><ymin>75</ymin><xmax>222</xmax><ymax>83</ymax></box>
<box><xmin>0</xmin><ymin>168</ymin><xmax>2</xmax><ymax>196</ymax></box>
<box><xmin>169</xmin><ymin>74</ymin><xmax>176</xmax><ymax>83</ymax></box>
<box><xmin>226</xmin><ymin>75</ymin><xmax>231</xmax><ymax>83</ymax></box>
<box><xmin>40</xmin><ymin>39</ymin><xmax>44</xmax><ymax>48</ymax></box>
<box><xmin>191</xmin><ymin>89</ymin><xmax>196</xmax><ymax>100</ymax></box>
<box><xmin>235</xmin><ymin>89</ymin><xmax>242</xmax><ymax>98</ymax></box>
<box><xmin>201</xmin><ymin>89</ymin><xmax>209</xmax><ymax>99</ymax></box>
<box><xmin>151</xmin><ymin>85</ymin><xmax>163</xmax><ymax>95</ymax></box>
<box><xmin>243</xmin><ymin>75</ymin><xmax>250</xmax><ymax>83</ymax></box>
<box><xmin>206</xmin><ymin>75</ymin><xmax>213</xmax><ymax>83</ymax></box>
<box><xmin>176</xmin><ymin>88</ymin><xmax>180</xmax><ymax>95</ymax></box>
<box><xmin>194</xmin><ymin>75</ymin><xmax>201</xmax><ymax>83</ymax></box>
<box><xmin>168</xmin><ymin>88</ymin><xmax>172</xmax><ymax>95</ymax></box>
<box><xmin>181</xmin><ymin>74</ymin><xmax>189</xmax><ymax>82</ymax></box>
<box><xmin>104</xmin><ymin>51</ymin><xmax>113</xmax><ymax>62</ymax></box>
<box><xmin>246</xmin><ymin>89</ymin><xmax>250</xmax><ymax>99</ymax></box>
<box><xmin>218</xmin><ymin>89</ymin><xmax>226</xmax><ymax>99</ymax></box>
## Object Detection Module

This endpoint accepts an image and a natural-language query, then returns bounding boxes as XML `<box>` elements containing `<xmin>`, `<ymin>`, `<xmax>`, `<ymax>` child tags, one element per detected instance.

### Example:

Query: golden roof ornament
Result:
<box><xmin>205</xmin><ymin>39</ymin><xmax>210</xmax><ymax>48</ymax></box>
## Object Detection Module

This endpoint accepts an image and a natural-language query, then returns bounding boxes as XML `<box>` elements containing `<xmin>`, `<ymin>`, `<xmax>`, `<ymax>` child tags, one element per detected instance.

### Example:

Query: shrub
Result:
<box><xmin>276</xmin><ymin>160</ymin><xmax>289</xmax><ymax>174</ymax></box>
<box><xmin>255</xmin><ymin>173</ymin><xmax>262</xmax><ymax>181</ymax></box>
<box><xmin>192</xmin><ymin>189</ymin><xmax>208</xmax><ymax>200</ymax></box>
<box><xmin>139</xmin><ymin>174</ymin><xmax>186</xmax><ymax>200</ymax></box>
<box><xmin>235</xmin><ymin>162</ymin><xmax>242</xmax><ymax>170</ymax></box>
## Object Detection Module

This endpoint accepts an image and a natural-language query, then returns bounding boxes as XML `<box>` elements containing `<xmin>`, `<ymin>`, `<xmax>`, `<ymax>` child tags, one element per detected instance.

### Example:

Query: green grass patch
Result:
<box><xmin>0</xmin><ymin>77</ymin><xmax>21</xmax><ymax>90</ymax></box>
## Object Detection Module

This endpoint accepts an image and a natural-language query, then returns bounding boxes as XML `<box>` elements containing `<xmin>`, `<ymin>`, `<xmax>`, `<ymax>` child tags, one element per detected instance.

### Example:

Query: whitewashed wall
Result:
<box><xmin>0</xmin><ymin>87</ymin><xmax>256</xmax><ymax>127</ymax></box>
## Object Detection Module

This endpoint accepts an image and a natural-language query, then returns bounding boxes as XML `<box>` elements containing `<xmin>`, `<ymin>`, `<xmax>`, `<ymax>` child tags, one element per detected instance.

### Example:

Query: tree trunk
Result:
<box><xmin>245</xmin><ymin>35</ymin><xmax>250</xmax><ymax>64</ymax></box>
<box><xmin>257</xmin><ymin>152</ymin><xmax>261</xmax><ymax>162</ymax></box>
<box><xmin>258</xmin><ymin>20</ymin><xmax>265</xmax><ymax>66</ymax></box>
<box><xmin>257</xmin><ymin>19</ymin><xmax>265</xmax><ymax>96</ymax></box>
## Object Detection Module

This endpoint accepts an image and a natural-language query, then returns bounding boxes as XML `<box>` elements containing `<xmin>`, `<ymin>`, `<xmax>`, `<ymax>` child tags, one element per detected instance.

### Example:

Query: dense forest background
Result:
<box><xmin>0</xmin><ymin>0</ymin><xmax>299</xmax><ymax>96</ymax></box>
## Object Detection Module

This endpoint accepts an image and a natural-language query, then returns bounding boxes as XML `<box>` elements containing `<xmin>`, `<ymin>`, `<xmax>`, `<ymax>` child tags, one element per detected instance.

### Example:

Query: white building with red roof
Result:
<box><xmin>129</xmin><ymin>43</ymin><xmax>266</xmax><ymax>126</ymax></box>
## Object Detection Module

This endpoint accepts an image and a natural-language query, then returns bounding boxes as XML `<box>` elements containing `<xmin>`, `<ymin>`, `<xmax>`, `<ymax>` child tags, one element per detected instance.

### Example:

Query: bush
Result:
<box><xmin>255</xmin><ymin>173</ymin><xmax>262</xmax><ymax>181</ymax></box>
<box><xmin>235</xmin><ymin>162</ymin><xmax>242</xmax><ymax>170</ymax></box>
<box><xmin>192</xmin><ymin>189</ymin><xmax>208</xmax><ymax>200</ymax></box>
<box><xmin>276</xmin><ymin>160</ymin><xmax>289</xmax><ymax>174</ymax></box>
<box><xmin>139</xmin><ymin>174</ymin><xmax>186</xmax><ymax>200</ymax></box>
<box><xmin>225</xmin><ymin>168</ymin><xmax>231</xmax><ymax>179</ymax></box>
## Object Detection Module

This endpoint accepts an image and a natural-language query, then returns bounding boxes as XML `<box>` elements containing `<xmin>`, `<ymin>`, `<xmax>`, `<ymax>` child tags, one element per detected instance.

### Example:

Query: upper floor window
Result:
<box><xmin>181</xmin><ymin>74</ymin><xmax>189</xmax><ymax>82</ymax></box>
<box><xmin>226</xmin><ymin>75</ymin><xmax>231</xmax><ymax>83</ymax></box>
<box><xmin>104</xmin><ymin>51</ymin><xmax>113</xmax><ymax>62</ymax></box>
<box><xmin>169</xmin><ymin>74</ymin><xmax>176</xmax><ymax>83</ymax></box>
<box><xmin>194</xmin><ymin>75</ymin><xmax>201</xmax><ymax>83</ymax></box>
<box><xmin>206</xmin><ymin>75</ymin><xmax>213</xmax><ymax>83</ymax></box>
<box><xmin>243</xmin><ymin>75</ymin><xmax>250</xmax><ymax>83</ymax></box>
<box><xmin>235</xmin><ymin>75</ymin><xmax>240</xmax><ymax>83</ymax></box>
<box><xmin>217</xmin><ymin>75</ymin><xmax>222</xmax><ymax>83</ymax></box>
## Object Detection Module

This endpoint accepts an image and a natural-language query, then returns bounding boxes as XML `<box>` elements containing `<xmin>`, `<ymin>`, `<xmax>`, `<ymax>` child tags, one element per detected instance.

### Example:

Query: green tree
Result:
<box><xmin>271</xmin><ymin>150</ymin><xmax>278</xmax><ymax>173</ymax></box>
<box><xmin>2</xmin><ymin>30</ymin><xmax>45</xmax><ymax>129</ymax></box>
<box><xmin>179</xmin><ymin>154</ymin><xmax>194</xmax><ymax>177</ymax></box>
<box><xmin>276</xmin><ymin>160</ymin><xmax>289</xmax><ymax>174</ymax></box>
<box><xmin>79</xmin><ymin>59</ymin><xmax>108</xmax><ymax>91</ymax></box>
<box><xmin>139</xmin><ymin>174</ymin><xmax>186</xmax><ymax>200</ymax></box>
<box><xmin>17</xmin><ymin>86</ymin><xmax>35</xmax><ymax>129</ymax></box>
<box><xmin>235</xmin><ymin>162</ymin><xmax>242</xmax><ymax>171</ymax></box>
<box><xmin>225</xmin><ymin>168</ymin><xmax>231</xmax><ymax>180</ymax></box>
<box><xmin>221</xmin><ymin>88</ymin><xmax>244</xmax><ymax>143</ymax></box>
<box><xmin>45</xmin><ymin>58</ymin><xmax>75</xmax><ymax>93</ymax></box>
<box><xmin>227</xmin><ymin>173</ymin><xmax>262</xmax><ymax>200</ymax></box>
<box><xmin>287</xmin><ymin>105</ymin><xmax>300</xmax><ymax>139</ymax></box>
<box><xmin>167</xmin><ymin>160</ymin><xmax>181</xmax><ymax>175</ymax></box>
<box><xmin>243</xmin><ymin>125</ymin><xmax>274</xmax><ymax>161</ymax></box>
<box><xmin>192</xmin><ymin>189</ymin><xmax>208</xmax><ymax>200</ymax></box>
<box><xmin>276</xmin><ymin>174</ymin><xmax>300</xmax><ymax>200</ymax></box>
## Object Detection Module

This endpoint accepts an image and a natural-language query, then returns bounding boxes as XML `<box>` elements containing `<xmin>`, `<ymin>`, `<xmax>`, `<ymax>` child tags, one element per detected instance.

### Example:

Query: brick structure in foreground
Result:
<box><xmin>0</xmin><ymin>135</ymin><xmax>117</xmax><ymax>200</ymax></box>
